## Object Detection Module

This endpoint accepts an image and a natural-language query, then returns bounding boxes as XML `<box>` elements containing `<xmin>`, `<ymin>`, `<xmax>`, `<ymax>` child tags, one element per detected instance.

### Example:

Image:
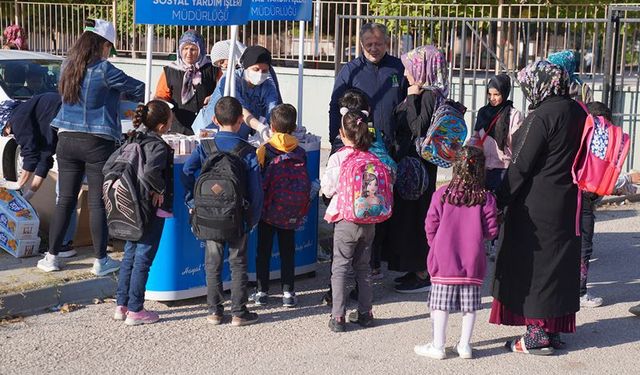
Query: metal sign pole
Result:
<box><xmin>298</xmin><ymin>20</ymin><xmax>305</xmax><ymax>128</ymax></box>
<box><xmin>224</xmin><ymin>25</ymin><xmax>239</xmax><ymax>97</ymax></box>
<box><xmin>144</xmin><ymin>24</ymin><xmax>154</xmax><ymax>102</ymax></box>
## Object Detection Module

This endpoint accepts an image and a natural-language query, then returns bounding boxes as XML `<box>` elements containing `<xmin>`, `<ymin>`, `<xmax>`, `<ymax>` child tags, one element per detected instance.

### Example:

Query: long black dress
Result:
<box><xmin>383</xmin><ymin>90</ymin><xmax>438</xmax><ymax>273</ymax></box>
<box><xmin>492</xmin><ymin>95</ymin><xmax>586</xmax><ymax>321</ymax></box>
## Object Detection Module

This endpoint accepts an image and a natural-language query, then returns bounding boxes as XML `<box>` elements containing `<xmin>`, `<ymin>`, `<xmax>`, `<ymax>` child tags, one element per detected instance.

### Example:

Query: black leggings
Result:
<box><xmin>48</xmin><ymin>132</ymin><xmax>115</xmax><ymax>258</ymax></box>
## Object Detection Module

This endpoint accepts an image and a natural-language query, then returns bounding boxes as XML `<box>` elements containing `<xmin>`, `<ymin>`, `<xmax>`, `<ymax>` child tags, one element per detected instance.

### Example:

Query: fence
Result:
<box><xmin>0</xmin><ymin>1</ymin><xmax>618</xmax><ymax>64</ymax></box>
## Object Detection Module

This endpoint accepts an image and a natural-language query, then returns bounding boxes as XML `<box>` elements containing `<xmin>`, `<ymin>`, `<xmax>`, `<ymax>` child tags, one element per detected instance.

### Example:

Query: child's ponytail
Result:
<box><xmin>131</xmin><ymin>100</ymin><xmax>172</xmax><ymax>134</ymax></box>
<box><xmin>341</xmin><ymin>110</ymin><xmax>373</xmax><ymax>151</ymax></box>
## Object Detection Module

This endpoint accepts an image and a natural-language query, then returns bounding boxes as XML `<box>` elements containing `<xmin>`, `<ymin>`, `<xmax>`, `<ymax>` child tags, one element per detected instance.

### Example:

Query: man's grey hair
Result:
<box><xmin>359</xmin><ymin>22</ymin><xmax>389</xmax><ymax>41</ymax></box>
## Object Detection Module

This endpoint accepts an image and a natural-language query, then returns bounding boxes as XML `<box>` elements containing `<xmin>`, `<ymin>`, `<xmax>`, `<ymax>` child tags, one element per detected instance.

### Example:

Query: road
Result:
<box><xmin>1</xmin><ymin>203</ymin><xmax>639</xmax><ymax>374</ymax></box>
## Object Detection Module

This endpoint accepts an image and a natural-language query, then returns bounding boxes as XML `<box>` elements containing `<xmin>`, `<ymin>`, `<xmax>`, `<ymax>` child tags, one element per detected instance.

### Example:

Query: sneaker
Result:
<box><xmin>454</xmin><ymin>342</ymin><xmax>473</xmax><ymax>359</ymax></box>
<box><xmin>206</xmin><ymin>312</ymin><xmax>224</xmax><ymax>325</ymax></box>
<box><xmin>395</xmin><ymin>277</ymin><xmax>431</xmax><ymax>294</ymax></box>
<box><xmin>91</xmin><ymin>256</ymin><xmax>120</xmax><ymax>277</ymax></box>
<box><xmin>125</xmin><ymin>309</ymin><xmax>160</xmax><ymax>326</ymax></box>
<box><xmin>393</xmin><ymin>272</ymin><xmax>416</xmax><ymax>284</ymax></box>
<box><xmin>249</xmin><ymin>291</ymin><xmax>268</xmax><ymax>306</ymax></box>
<box><xmin>322</xmin><ymin>290</ymin><xmax>333</xmax><ymax>306</ymax></box>
<box><xmin>370</xmin><ymin>268</ymin><xmax>384</xmax><ymax>280</ymax></box>
<box><xmin>113</xmin><ymin>305</ymin><xmax>128</xmax><ymax>321</ymax></box>
<box><xmin>347</xmin><ymin>310</ymin><xmax>374</xmax><ymax>328</ymax></box>
<box><xmin>629</xmin><ymin>303</ymin><xmax>640</xmax><ymax>317</ymax></box>
<box><xmin>58</xmin><ymin>242</ymin><xmax>77</xmax><ymax>258</ymax></box>
<box><xmin>328</xmin><ymin>317</ymin><xmax>346</xmax><ymax>333</ymax></box>
<box><xmin>37</xmin><ymin>253</ymin><xmax>60</xmax><ymax>272</ymax></box>
<box><xmin>231</xmin><ymin>311</ymin><xmax>259</xmax><ymax>327</ymax></box>
<box><xmin>580</xmin><ymin>293</ymin><xmax>604</xmax><ymax>308</ymax></box>
<box><xmin>414</xmin><ymin>343</ymin><xmax>446</xmax><ymax>359</ymax></box>
<box><xmin>282</xmin><ymin>292</ymin><xmax>297</xmax><ymax>308</ymax></box>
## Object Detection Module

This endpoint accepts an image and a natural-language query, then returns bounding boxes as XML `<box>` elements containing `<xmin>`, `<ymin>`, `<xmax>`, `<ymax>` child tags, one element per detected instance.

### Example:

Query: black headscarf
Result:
<box><xmin>474</xmin><ymin>74</ymin><xmax>513</xmax><ymax>151</ymax></box>
<box><xmin>240</xmin><ymin>46</ymin><xmax>272</xmax><ymax>68</ymax></box>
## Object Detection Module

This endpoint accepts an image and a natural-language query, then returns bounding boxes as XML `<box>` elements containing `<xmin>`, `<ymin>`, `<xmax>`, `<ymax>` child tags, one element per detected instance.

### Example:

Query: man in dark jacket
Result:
<box><xmin>328</xmin><ymin>22</ymin><xmax>407</xmax><ymax>151</ymax></box>
<box><xmin>1</xmin><ymin>92</ymin><xmax>61</xmax><ymax>198</ymax></box>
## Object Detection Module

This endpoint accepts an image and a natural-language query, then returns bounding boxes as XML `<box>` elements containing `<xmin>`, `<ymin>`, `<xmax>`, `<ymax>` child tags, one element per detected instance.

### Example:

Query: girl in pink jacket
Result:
<box><xmin>415</xmin><ymin>146</ymin><xmax>499</xmax><ymax>360</ymax></box>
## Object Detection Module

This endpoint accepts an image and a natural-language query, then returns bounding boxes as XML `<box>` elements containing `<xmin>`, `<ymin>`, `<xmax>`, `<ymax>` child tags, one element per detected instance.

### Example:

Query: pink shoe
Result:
<box><xmin>113</xmin><ymin>306</ymin><xmax>128</xmax><ymax>321</ymax></box>
<box><xmin>124</xmin><ymin>309</ymin><xmax>160</xmax><ymax>326</ymax></box>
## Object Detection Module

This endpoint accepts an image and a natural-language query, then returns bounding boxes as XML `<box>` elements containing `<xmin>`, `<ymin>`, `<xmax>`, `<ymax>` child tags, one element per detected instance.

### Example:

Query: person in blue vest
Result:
<box><xmin>328</xmin><ymin>22</ymin><xmax>407</xmax><ymax>153</ymax></box>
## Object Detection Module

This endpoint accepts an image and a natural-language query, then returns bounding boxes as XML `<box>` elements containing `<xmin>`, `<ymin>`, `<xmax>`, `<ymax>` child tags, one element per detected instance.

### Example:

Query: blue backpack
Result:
<box><xmin>368</xmin><ymin>127</ymin><xmax>397</xmax><ymax>181</ymax></box>
<box><xmin>396</xmin><ymin>156</ymin><xmax>430</xmax><ymax>200</ymax></box>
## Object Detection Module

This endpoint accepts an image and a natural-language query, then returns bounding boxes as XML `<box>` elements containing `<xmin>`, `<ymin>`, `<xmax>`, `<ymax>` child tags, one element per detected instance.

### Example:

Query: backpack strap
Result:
<box><xmin>200</xmin><ymin>138</ymin><xmax>218</xmax><ymax>156</ymax></box>
<box><xmin>480</xmin><ymin>107</ymin><xmax>507</xmax><ymax>146</ymax></box>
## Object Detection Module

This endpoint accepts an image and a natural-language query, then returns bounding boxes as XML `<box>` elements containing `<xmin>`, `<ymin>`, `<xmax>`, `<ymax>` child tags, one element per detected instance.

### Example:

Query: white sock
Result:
<box><xmin>431</xmin><ymin>310</ymin><xmax>449</xmax><ymax>350</ymax></box>
<box><xmin>460</xmin><ymin>311</ymin><xmax>477</xmax><ymax>347</ymax></box>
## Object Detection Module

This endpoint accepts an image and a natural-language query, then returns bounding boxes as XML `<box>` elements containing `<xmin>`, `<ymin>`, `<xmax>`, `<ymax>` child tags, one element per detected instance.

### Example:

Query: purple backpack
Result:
<box><xmin>262</xmin><ymin>144</ymin><xmax>311</xmax><ymax>230</ymax></box>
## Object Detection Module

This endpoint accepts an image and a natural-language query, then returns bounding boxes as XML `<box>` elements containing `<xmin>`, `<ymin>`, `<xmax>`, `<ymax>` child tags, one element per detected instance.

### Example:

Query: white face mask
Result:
<box><xmin>244</xmin><ymin>69</ymin><xmax>269</xmax><ymax>86</ymax></box>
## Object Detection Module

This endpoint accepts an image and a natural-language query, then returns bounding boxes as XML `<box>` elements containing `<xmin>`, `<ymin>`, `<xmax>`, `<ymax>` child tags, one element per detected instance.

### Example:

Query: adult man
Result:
<box><xmin>328</xmin><ymin>23</ymin><xmax>407</xmax><ymax>152</ymax></box>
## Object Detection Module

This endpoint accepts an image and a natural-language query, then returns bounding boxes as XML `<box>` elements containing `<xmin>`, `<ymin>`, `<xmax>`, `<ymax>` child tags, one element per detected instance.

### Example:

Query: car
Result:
<box><xmin>0</xmin><ymin>51</ymin><xmax>63</xmax><ymax>182</ymax></box>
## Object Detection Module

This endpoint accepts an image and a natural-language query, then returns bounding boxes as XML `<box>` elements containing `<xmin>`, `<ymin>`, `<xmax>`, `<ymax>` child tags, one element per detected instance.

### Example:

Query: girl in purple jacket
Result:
<box><xmin>415</xmin><ymin>146</ymin><xmax>499</xmax><ymax>360</ymax></box>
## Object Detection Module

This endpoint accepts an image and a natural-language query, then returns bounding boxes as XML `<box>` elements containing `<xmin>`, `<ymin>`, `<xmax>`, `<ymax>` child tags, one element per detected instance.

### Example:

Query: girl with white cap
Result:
<box><xmin>37</xmin><ymin>19</ymin><xmax>145</xmax><ymax>276</ymax></box>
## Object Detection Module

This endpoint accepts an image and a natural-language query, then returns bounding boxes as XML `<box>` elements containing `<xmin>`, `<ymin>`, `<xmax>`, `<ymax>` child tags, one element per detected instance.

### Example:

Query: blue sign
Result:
<box><xmin>135</xmin><ymin>0</ymin><xmax>251</xmax><ymax>26</ymax></box>
<box><xmin>250</xmin><ymin>0</ymin><xmax>313</xmax><ymax>21</ymax></box>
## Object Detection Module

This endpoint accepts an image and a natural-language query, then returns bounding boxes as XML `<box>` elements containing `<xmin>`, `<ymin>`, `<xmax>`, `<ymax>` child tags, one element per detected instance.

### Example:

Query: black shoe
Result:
<box><xmin>394</xmin><ymin>277</ymin><xmax>431</xmax><ymax>294</ymax></box>
<box><xmin>393</xmin><ymin>272</ymin><xmax>416</xmax><ymax>284</ymax></box>
<box><xmin>548</xmin><ymin>333</ymin><xmax>566</xmax><ymax>350</ymax></box>
<box><xmin>348</xmin><ymin>310</ymin><xmax>374</xmax><ymax>328</ymax></box>
<box><xmin>249</xmin><ymin>291</ymin><xmax>268</xmax><ymax>306</ymax></box>
<box><xmin>328</xmin><ymin>317</ymin><xmax>346</xmax><ymax>332</ymax></box>
<box><xmin>322</xmin><ymin>290</ymin><xmax>333</xmax><ymax>306</ymax></box>
<box><xmin>231</xmin><ymin>311</ymin><xmax>259</xmax><ymax>327</ymax></box>
<box><xmin>349</xmin><ymin>287</ymin><xmax>359</xmax><ymax>301</ymax></box>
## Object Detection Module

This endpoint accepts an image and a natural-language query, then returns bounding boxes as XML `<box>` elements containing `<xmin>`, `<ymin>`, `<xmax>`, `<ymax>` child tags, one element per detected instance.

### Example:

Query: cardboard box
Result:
<box><xmin>0</xmin><ymin>188</ymin><xmax>39</xmax><ymax>240</ymax></box>
<box><xmin>0</xmin><ymin>228</ymin><xmax>41</xmax><ymax>257</ymax></box>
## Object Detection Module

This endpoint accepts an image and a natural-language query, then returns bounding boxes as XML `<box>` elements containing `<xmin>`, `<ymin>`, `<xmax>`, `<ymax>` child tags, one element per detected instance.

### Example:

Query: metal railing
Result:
<box><xmin>0</xmin><ymin>1</ymin><xmax>619</xmax><ymax>64</ymax></box>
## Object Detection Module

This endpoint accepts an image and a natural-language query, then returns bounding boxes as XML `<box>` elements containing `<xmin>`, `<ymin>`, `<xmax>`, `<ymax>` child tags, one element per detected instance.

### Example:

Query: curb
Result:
<box><xmin>0</xmin><ymin>276</ymin><xmax>117</xmax><ymax>318</ymax></box>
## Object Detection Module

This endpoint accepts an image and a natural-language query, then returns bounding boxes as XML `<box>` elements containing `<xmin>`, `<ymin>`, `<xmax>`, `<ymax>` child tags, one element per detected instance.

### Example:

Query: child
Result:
<box><xmin>321</xmin><ymin>109</ymin><xmax>378</xmax><ymax>332</ymax></box>
<box><xmin>416</xmin><ymin>146</ymin><xmax>498</xmax><ymax>359</ymax></box>
<box><xmin>252</xmin><ymin>103</ymin><xmax>308</xmax><ymax>307</ymax></box>
<box><xmin>113</xmin><ymin>100</ymin><xmax>174</xmax><ymax>325</ymax></box>
<box><xmin>579</xmin><ymin>101</ymin><xmax>640</xmax><ymax>308</ymax></box>
<box><xmin>182</xmin><ymin>96</ymin><xmax>263</xmax><ymax>327</ymax></box>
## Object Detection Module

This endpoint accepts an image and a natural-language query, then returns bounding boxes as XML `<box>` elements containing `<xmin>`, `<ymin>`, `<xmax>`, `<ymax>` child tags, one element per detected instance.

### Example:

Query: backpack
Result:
<box><xmin>572</xmin><ymin>103</ymin><xmax>630</xmax><ymax>196</ymax></box>
<box><xmin>191</xmin><ymin>139</ymin><xmax>252</xmax><ymax>241</ymax></box>
<box><xmin>336</xmin><ymin>149</ymin><xmax>393</xmax><ymax>224</ymax></box>
<box><xmin>417</xmin><ymin>99</ymin><xmax>468</xmax><ymax>168</ymax></box>
<box><xmin>368</xmin><ymin>126</ymin><xmax>398</xmax><ymax>181</ymax></box>
<box><xmin>396</xmin><ymin>156</ymin><xmax>430</xmax><ymax>200</ymax></box>
<box><xmin>261</xmin><ymin>144</ymin><xmax>311</xmax><ymax>230</ymax></box>
<box><xmin>102</xmin><ymin>136</ymin><xmax>153</xmax><ymax>241</ymax></box>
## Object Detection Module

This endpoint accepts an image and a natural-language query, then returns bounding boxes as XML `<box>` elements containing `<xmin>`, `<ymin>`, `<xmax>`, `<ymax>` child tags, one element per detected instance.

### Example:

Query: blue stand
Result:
<box><xmin>145</xmin><ymin>143</ymin><xmax>320</xmax><ymax>301</ymax></box>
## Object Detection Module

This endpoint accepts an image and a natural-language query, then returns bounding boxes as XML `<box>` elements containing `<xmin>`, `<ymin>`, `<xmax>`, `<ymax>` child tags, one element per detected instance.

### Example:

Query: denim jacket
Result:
<box><xmin>51</xmin><ymin>59</ymin><xmax>145</xmax><ymax>141</ymax></box>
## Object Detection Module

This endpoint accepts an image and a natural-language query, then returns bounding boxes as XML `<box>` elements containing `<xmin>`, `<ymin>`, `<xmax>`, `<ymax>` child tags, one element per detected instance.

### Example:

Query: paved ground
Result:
<box><xmin>1</xmin><ymin>201</ymin><xmax>639</xmax><ymax>374</ymax></box>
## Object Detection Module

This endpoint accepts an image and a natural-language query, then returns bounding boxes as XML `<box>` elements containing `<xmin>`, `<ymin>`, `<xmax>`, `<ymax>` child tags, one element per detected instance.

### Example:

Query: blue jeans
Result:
<box><xmin>116</xmin><ymin>215</ymin><xmax>165</xmax><ymax>312</ymax></box>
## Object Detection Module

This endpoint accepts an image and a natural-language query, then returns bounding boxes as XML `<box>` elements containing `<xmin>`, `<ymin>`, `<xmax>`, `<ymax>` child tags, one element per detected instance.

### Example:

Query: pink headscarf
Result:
<box><xmin>3</xmin><ymin>25</ymin><xmax>28</xmax><ymax>50</ymax></box>
<box><xmin>401</xmin><ymin>45</ymin><xmax>449</xmax><ymax>98</ymax></box>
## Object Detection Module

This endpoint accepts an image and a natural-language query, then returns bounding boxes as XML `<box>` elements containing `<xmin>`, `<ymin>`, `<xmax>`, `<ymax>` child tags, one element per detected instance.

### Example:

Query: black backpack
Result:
<box><xmin>102</xmin><ymin>135</ymin><xmax>154</xmax><ymax>241</ymax></box>
<box><xmin>191</xmin><ymin>139</ymin><xmax>253</xmax><ymax>241</ymax></box>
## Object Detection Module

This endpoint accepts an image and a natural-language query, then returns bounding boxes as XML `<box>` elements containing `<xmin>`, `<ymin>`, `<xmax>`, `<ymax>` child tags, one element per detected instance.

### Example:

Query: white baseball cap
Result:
<box><xmin>84</xmin><ymin>19</ymin><xmax>116</xmax><ymax>53</ymax></box>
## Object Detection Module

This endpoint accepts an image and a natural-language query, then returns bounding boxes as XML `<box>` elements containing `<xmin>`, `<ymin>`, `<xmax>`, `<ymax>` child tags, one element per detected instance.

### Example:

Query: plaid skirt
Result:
<box><xmin>429</xmin><ymin>283</ymin><xmax>481</xmax><ymax>312</ymax></box>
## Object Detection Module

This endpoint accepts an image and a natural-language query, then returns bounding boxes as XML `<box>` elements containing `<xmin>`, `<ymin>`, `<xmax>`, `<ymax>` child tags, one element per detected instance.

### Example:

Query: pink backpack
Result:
<box><xmin>572</xmin><ymin>103</ymin><xmax>630</xmax><ymax>196</ymax></box>
<box><xmin>336</xmin><ymin>149</ymin><xmax>393</xmax><ymax>224</ymax></box>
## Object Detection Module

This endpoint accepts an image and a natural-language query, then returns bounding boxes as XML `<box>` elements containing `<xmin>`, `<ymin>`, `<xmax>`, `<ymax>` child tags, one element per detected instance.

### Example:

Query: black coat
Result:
<box><xmin>493</xmin><ymin>96</ymin><xmax>586</xmax><ymax>318</ymax></box>
<box><xmin>164</xmin><ymin>64</ymin><xmax>218</xmax><ymax>135</ymax></box>
<box><xmin>382</xmin><ymin>91</ymin><xmax>438</xmax><ymax>272</ymax></box>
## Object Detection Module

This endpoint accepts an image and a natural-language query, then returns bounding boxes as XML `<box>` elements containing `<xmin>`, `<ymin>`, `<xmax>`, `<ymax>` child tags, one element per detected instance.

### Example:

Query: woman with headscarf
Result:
<box><xmin>155</xmin><ymin>30</ymin><xmax>219</xmax><ymax>135</ymax></box>
<box><xmin>472</xmin><ymin>74</ymin><xmax>524</xmax><ymax>192</ymax></box>
<box><xmin>490</xmin><ymin>60</ymin><xmax>587</xmax><ymax>355</ymax></box>
<box><xmin>384</xmin><ymin>45</ymin><xmax>447</xmax><ymax>293</ymax></box>
<box><xmin>547</xmin><ymin>50</ymin><xmax>592</xmax><ymax>103</ymax></box>
<box><xmin>191</xmin><ymin>45</ymin><xmax>281</xmax><ymax>140</ymax></box>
